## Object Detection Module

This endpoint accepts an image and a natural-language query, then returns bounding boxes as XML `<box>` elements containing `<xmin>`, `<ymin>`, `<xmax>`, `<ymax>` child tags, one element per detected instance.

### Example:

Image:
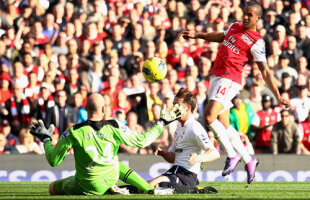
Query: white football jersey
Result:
<box><xmin>169</xmin><ymin>116</ymin><xmax>213</xmax><ymax>174</ymax></box>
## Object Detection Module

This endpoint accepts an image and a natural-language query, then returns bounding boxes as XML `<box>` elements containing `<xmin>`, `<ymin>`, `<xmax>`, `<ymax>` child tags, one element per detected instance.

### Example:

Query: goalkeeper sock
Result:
<box><xmin>227</xmin><ymin>126</ymin><xmax>252</xmax><ymax>164</ymax></box>
<box><xmin>208</xmin><ymin>120</ymin><xmax>237</xmax><ymax>158</ymax></box>
<box><xmin>118</xmin><ymin>162</ymin><xmax>153</xmax><ymax>192</ymax></box>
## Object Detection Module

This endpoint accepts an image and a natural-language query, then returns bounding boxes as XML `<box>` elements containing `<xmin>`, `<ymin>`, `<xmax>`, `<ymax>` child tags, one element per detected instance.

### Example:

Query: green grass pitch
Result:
<box><xmin>1</xmin><ymin>182</ymin><xmax>310</xmax><ymax>200</ymax></box>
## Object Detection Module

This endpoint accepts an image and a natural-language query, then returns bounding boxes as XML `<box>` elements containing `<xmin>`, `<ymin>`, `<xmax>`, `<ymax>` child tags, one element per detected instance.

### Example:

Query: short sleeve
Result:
<box><xmin>223</xmin><ymin>23</ymin><xmax>234</xmax><ymax>36</ymax></box>
<box><xmin>251</xmin><ymin>39</ymin><xmax>267</xmax><ymax>62</ymax></box>
<box><xmin>191</xmin><ymin>123</ymin><xmax>213</xmax><ymax>151</ymax></box>
<box><xmin>251</xmin><ymin>114</ymin><xmax>260</xmax><ymax>126</ymax></box>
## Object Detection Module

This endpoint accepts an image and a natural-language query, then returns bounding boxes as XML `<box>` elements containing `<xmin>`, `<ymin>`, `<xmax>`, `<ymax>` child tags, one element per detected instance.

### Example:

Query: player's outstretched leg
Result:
<box><xmin>245</xmin><ymin>157</ymin><xmax>260</xmax><ymax>184</ymax></box>
<box><xmin>118</xmin><ymin>162</ymin><xmax>154</xmax><ymax>193</ymax></box>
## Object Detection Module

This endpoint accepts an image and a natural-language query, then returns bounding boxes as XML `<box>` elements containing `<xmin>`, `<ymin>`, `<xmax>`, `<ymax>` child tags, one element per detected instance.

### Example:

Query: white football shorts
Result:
<box><xmin>208</xmin><ymin>75</ymin><xmax>242</xmax><ymax>114</ymax></box>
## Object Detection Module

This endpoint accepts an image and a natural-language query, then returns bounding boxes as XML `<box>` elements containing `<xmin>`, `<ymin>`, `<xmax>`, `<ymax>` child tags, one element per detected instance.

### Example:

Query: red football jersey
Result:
<box><xmin>211</xmin><ymin>22</ymin><xmax>267</xmax><ymax>84</ymax></box>
<box><xmin>255</xmin><ymin>109</ymin><xmax>278</xmax><ymax>148</ymax></box>
<box><xmin>300</xmin><ymin>121</ymin><xmax>310</xmax><ymax>151</ymax></box>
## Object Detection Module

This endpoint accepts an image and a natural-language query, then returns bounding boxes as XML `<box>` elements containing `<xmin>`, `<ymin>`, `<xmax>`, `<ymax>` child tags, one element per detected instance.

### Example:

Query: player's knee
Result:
<box><xmin>49</xmin><ymin>182</ymin><xmax>55</xmax><ymax>195</ymax></box>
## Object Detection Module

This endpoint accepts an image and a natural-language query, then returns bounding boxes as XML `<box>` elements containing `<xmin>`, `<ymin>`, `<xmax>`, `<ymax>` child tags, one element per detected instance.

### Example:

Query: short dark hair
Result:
<box><xmin>175</xmin><ymin>88</ymin><xmax>197</xmax><ymax>112</ymax></box>
<box><xmin>246</xmin><ymin>1</ymin><xmax>263</xmax><ymax>17</ymax></box>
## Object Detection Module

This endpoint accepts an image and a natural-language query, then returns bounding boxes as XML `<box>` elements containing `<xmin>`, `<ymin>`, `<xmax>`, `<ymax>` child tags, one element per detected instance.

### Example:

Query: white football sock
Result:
<box><xmin>208</xmin><ymin>120</ymin><xmax>237</xmax><ymax>158</ymax></box>
<box><xmin>227</xmin><ymin>126</ymin><xmax>252</xmax><ymax>164</ymax></box>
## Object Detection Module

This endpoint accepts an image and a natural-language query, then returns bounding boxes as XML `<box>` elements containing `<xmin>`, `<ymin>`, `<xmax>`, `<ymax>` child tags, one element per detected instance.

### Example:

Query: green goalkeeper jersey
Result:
<box><xmin>44</xmin><ymin>119</ymin><xmax>163</xmax><ymax>195</ymax></box>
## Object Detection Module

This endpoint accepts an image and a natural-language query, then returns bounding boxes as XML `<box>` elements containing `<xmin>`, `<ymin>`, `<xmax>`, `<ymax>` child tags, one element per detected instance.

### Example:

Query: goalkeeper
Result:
<box><xmin>30</xmin><ymin>93</ymin><xmax>182</xmax><ymax>195</ymax></box>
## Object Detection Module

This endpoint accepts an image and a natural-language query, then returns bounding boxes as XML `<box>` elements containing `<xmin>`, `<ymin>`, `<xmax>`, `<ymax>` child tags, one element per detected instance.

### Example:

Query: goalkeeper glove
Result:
<box><xmin>159</xmin><ymin>104</ymin><xmax>183</xmax><ymax>125</ymax></box>
<box><xmin>30</xmin><ymin>120</ymin><xmax>55</xmax><ymax>142</ymax></box>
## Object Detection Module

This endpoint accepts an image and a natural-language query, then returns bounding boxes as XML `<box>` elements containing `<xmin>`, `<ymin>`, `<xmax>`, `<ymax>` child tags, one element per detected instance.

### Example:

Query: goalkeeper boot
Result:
<box><xmin>245</xmin><ymin>157</ymin><xmax>260</xmax><ymax>184</ymax></box>
<box><xmin>110</xmin><ymin>185</ymin><xmax>130</xmax><ymax>195</ymax></box>
<box><xmin>222</xmin><ymin>153</ymin><xmax>241</xmax><ymax>176</ymax></box>
<box><xmin>194</xmin><ymin>186</ymin><xmax>218</xmax><ymax>194</ymax></box>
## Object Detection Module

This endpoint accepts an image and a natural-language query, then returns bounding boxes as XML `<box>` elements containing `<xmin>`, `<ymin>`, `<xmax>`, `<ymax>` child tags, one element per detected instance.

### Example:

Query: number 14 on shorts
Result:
<box><xmin>215</xmin><ymin>85</ymin><xmax>228</xmax><ymax>98</ymax></box>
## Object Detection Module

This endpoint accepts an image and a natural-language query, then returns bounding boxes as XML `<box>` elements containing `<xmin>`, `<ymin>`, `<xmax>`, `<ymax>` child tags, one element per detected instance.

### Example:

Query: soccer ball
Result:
<box><xmin>142</xmin><ymin>57</ymin><xmax>167</xmax><ymax>82</ymax></box>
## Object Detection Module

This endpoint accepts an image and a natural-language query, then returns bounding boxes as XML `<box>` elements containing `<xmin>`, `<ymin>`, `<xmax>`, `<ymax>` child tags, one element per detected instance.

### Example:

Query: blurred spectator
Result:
<box><xmin>71</xmin><ymin>91</ymin><xmax>87</xmax><ymax>123</ymax></box>
<box><xmin>298</xmin><ymin>109</ymin><xmax>310</xmax><ymax>155</ymax></box>
<box><xmin>15</xmin><ymin>127</ymin><xmax>42</xmax><ymax>154</ymax></box>
<box><xmin>0</xmin><ymin>133</ymin><xmax>18</xmax><ymax>154</ymax></box>
<box><xmin>252</xmin><ymin>95</ymin><xmax>279</xmax><ymax>153</ymax></box>
<box><xmin>24</xmin><ymin>71</ymin><xmax>40</xmax><ymax>101</ymax></box>
<box><xmin>46</xmin><ymin>90</ymin><xmax>76</xmax><ymax>134</ymax></box>
<box><xmin>81</xmin><ymin>60</ymin><xmax>104</xmax><ymax>93</ymax></box>
<box><xmin>290</xmin><ymin>85</ymin><xmax>310</xmax><ymax>122</ymax></box>
<box><xmin>270</xmin><ymin>109</ymin><xmax>300</xmax><ymax>155</ymax></box>
<box><xmin>147</xmin><ymin>82</ymin><xmax>162</xmax><ymax>121</ymax></box>
<box><xmin>0</xmin><ymin>119</ymin><xmax>18</xmax><ymax>152</ymax></box>
<box><xmin>12</xmin><ymin>61</ymin><xmax>28</xmax><ymax>88</ymax></box>
<box><xmin>0</xmin><ymin>72</ymin><xmax>12</xmax><ymax>104</ymax></box>
<box><xmin>279</xmin><ymin>72</ymin><xmax>298</xmax><ymax>99</ymax></box>
<box><xmin>42</xmin><ymin>13</ymin><xmax>56</xmax><ymax>38</ymax></box>
<box><xmin>37</xmin><ymin>83</ymin><xmax>55</xmax><ymax>122</ymax></box>
<box><xmin>195</xmin><ymin>81</ymin><xmax>207</xmax><ymax>120</ymax></box>
<box><xmin>64</xmin><ymin>68</ymin><xmax>81</xmax><ymax>102</ymax></box>
<box><xmin>2</xmin><ymin>82</ymin><xmax>34</xmax><ymax>134</ymax></box>
<box><xmin>283</xmin><ymin>35</ymin><xmax>303</xmax><ymax>68</ymax></box>
<box><xmin>22</xmin><ymin>52</ymin><xmax>45</xmax><ymax>82</ymax></box>
<box><xmin>158</xmin><ymin>78</ymin><xmax>171</xmax><ymax>101</ymax></box>
<box><xmin>230</xmin><ymin>95</ymin><xmax>255</xmax><ymax>139</ymax></box>
<box><xmin>33</xmin><ymin>21</ymin><xmax>50</xmax><ymax>45</ymax></box>
<box><xmin>296</xmin><ymin>57</ymin><xmax>310</xmax><ymax>83</ymax></box>
<box><xmin>244</xmin><ymin>82</ymin><xmax>263</xmax><ymax>113</ymax></box>
<box><xmin>113</xmin><ymin>90</ymin><xmax>131</xmax><ymax>115</ymax></box>
<box><xmin>275</xmin><ymin>25</ymin><xmax>287</xmax><ymax>50</ymax></box>
<box><xmin>275</xmin><ymin>53</ymin><xmax>298</xmax><ymax>84</ymax></box>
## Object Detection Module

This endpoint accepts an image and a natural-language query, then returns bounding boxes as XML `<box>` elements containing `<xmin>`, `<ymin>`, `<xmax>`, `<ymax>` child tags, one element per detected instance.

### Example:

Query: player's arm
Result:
<box><xmin>155</xmin><ymin>146</ymin><xmax>175</xmax><ymax>163</ymax></box>
<box><xmin>114</xmin><ymin>122</ymin><xmax>164</xmax><ymax>148</ymax></box>
<box><xmin>44</xmin><ymin>131</ymin><xmax>73</xmax><ymax>167</ymax></box>
<box><xmin>251</xmin><ymin>39</ymin><xmax>290</xmax><ymax>107</ymax></box>
<box><xmin>188</xmin><ymin>126</ymin><xmax>220</xmax><ymax>165</ymax></box>
<box><xmin>114</xmin><ymin>104</ymin><xmax>182</xmax><ymax>148</ymax></box>
<box><xmin>30</xmin><ymin>120</ymin><xmax>72</xmax><ymax>167</ymax></box>
<box><xmin>256</xmin><ymin>62</ymin><xmax>290</xmax><ymax>107</ymax></box>
<box><xmin>251</xmin><ymin>114</ymin><xmax>271</xmax><ymax>131</ymax></box>
<box><xmin>180</xmin><ymin>31</ymin><xmax>225</xmax><ymax>43</ymax></box>
<box><xmin>188</xmin><ymin>146</ymin><xmax>220</xmax><ymax>165</ymax></box>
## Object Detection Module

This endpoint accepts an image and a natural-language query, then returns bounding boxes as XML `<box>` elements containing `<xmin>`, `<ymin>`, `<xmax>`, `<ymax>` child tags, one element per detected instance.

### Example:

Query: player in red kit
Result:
<box><xmin>298</xmin><ymin>110</ymin><xmax>310</xmax><ymax>155</ymax></box>
<box><xmin>251</xmin><ymin>94</ymin><xmax>279</xmax><ymax>152</ymax></box>
<box><xmin>180</xmin><ymin>2</ymin><xmax>291</xmax><ymax>184</ymax></box>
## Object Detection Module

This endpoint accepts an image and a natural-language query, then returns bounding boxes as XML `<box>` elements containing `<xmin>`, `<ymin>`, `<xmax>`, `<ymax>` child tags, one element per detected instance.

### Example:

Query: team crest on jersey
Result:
<box><xmin>62</xmin><ymin>129</ymin><xmax>70</xmax><ymax>138</ymax></box>
<box><xmin>120</xmin><ymin>124</ymin><xmax>129</xmax><ymax>133</ymax></box>
<box><xmin>241</xmin><ymin>33</ymin><xmax>254</xmax><ymax>45</ymax></box>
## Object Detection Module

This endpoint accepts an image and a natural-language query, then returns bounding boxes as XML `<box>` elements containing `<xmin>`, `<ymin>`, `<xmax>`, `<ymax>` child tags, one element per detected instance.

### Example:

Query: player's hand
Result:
<box><xmin>277</xmin><ymin>96</ymin><xmax>291</xmax><ymax>108</ymax></box>
<box><xmin>159</xmin><ymin>104</ymin><xmax>183</xmax><ymax>125</ymax></box>
<box><xmin>155</xmin><ymin>146</ymin><xmax>167</xmax><ymax>157</ymax></box>
<box><xmin>179</xmin><ymin>31</ymin><xmax>196</xmax><ymax>40</ymax></box>
<box><xmin>188</xmin><ymin>153</ymin><xmax>200</xmax><ymax>165</ymax></box>
<box><xmin>30</xmin><ymin>120</ymin><xmax>54</xmax><ymax>142</ymax></box>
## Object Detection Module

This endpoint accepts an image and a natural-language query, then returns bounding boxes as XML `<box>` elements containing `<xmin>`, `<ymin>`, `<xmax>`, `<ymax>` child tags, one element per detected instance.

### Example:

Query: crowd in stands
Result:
<box><xmin>0</xmin><ymin>0</ymin><xmax>310</xmax><ymax>155</ymax></box>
